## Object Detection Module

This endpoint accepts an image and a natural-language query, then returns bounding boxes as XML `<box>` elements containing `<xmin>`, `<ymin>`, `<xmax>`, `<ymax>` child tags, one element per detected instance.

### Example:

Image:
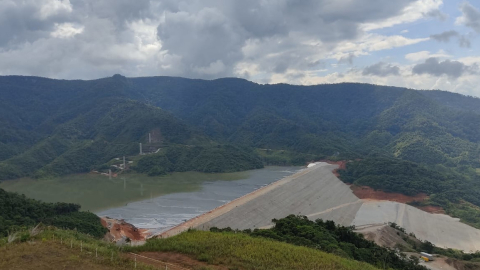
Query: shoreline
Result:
<box><xmin>156</xmin><ymin>163</ymin><xmax>322</xmax><ymax>238</ymax></box>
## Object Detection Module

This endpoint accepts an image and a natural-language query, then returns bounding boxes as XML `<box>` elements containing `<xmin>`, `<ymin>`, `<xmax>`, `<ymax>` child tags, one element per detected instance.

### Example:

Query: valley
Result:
<box><xmin>3</xmin><ymin>75</ymin><xmax>480</xmax><ymax>269</ymax></box>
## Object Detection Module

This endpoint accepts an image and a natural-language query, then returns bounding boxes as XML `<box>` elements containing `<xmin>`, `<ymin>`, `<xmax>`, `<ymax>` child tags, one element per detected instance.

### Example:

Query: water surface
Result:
<box><xmin>98</xmin><ymin>166</ymin><xmax>300</xmax><ymax>232</ymax></box>
<box><xmin>0</xmin><ymin>167</ymin><xmax>300</xmax><ymax>232</ymax></box>
<box><xmin>0</xmin><ymin>171</ymin><xmax>250</xmax><ymax>212</ymax></box>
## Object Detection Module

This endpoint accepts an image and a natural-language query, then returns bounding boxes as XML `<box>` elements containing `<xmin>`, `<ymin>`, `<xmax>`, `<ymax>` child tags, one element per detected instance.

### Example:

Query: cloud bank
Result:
<box><xmin>0</xmin><ymin>0</ymin><xmax>479</xmax><ymax>96</ymax></box>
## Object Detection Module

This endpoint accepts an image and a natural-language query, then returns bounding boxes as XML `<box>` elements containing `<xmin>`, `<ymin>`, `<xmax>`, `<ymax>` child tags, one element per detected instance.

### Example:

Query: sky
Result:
<box><xmin>1</xmin><ymin>0</ymin><xmax>480</xmax><ymax>96</ymax></box>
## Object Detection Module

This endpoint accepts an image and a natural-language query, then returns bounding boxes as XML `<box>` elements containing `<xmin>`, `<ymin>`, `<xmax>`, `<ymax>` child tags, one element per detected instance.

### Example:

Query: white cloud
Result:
<box><xmin>458</xmin><ymin>56</ymin><xmax>480</xmax><ymax>65</ymax></box>
<box><xmin>51</xmin><ymin>23</ymin><xmax>84</xmax><ymax>38</ymax></box>
<box><xmin>1</xmin><ymin>0</ymin><xmax>480</xmax><ymax>97</ymax></box>
<box><xmin>38</xmin><ymin>0</ymin><xmax>72</xmax><ymax>20</ymax></box>
<box><xmin>405</xmin><ymin>50</ymin><xmax>452</xmax><ymax>62</ymax></box>
<box><xmin>330</xmin><ymin>34</ymin><xmax>429</xmax><ymax>60</ymax></box>
<box><xmin>361</xmin><ymin>0</ymin><xmax>443</xmax><ymax>31</ymax></box>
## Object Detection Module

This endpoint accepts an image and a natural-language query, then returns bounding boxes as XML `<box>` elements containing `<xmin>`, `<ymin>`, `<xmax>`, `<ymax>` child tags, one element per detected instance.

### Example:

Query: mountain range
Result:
<box><xmin>1</xmin><ymin>74</ymin><xmax>479</xmax><ymax>181</ymax></box>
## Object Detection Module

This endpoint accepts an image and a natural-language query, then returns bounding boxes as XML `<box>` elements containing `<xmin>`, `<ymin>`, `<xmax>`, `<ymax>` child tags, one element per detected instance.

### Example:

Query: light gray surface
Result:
<box><xmin>352</xmin><ymin>201</ymin><xmax>480</xmax><ymax>252</ymax></box>
<box><xmin>162</xmin><ymin>162</ymin><xmax>480</xmax><ymax>251</ymax></box>
<box><xmin>195</xmin><ymin>163</ymin><xmax>360</xmax><ymax>230</ymax></box>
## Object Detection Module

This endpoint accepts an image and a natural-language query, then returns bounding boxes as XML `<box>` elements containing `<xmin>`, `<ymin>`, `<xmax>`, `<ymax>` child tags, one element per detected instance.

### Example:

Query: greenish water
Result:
<box><xmin>0</xmin><ymin>171</ymin><xmax>248</xmax><ymax>212</ymax></box>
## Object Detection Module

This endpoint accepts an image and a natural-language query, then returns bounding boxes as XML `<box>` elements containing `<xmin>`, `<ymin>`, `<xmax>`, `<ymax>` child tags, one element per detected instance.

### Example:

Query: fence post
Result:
<box><xmin>111</xmin><ymin>251</ymin><xmax>113</xmax><ymax>261</ymax></box>
<box><xmin>81</xmin><ymin>241</ymin><xmax>83</xmax><ymax>253</ymax></box>
<box><xmin>134</xmin><ymin>255</ymin><xmax>137</xmax><ymax>269</ymax></box>
<box><xmin>70</xmin><ymin>239</ymin><xmax>72</xmax><ymax>248</ymax></box>
<box><xmin>96</xmin><ymin>248</ymin><xmax>98</xmax><ymax>258</ymax></box>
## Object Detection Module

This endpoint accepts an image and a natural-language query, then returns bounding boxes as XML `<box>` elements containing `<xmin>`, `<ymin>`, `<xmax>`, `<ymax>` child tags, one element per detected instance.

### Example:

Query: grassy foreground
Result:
<box><xmin>129</xmin><ymin>230</ymin><xmax>380</xmax><ymax>270</ymax></box>
<box><xmin>0</xmin><ymin>227</ymin><xmax>153</xmax><ymax>270</ymax></box>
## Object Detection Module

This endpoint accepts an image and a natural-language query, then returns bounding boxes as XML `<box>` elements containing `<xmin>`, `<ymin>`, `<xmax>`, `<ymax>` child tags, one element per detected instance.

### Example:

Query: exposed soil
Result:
<box><xmin>350</xmin><ymin>185</ymin><xmax>447</xmax><ymax>214</ymax></box>
<box><xmin>101</xmin><ymin>217</ymin><xmax>150</xmax><ymax>242</ymax></box>
<box><xmin>416</xmin><ymin>205</ymin><xmax>446</xmax><ymax>214</ymax></box>
<box><xmin>351</xmin><ymin>185</ymin><xmax>427</xmax><ymax>203</ymax></box>
<box><xmin>446</xmin><ymin>257</ymin><xmax>480</xmax><ymax>270</ymax></box>
<box><xmin>125</xmin><ymin>252</ymin><xmax>229</xmax><ymax>270</ymax></box>
<box><xmin>356</xmin><ymin>225</ymin><xmax>416</xmax><ymax>249</ymax></box>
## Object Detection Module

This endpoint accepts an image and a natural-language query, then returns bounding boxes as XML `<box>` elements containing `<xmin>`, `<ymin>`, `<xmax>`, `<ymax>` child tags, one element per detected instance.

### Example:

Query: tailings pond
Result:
<box><xmin>0</xmin><ymin>166</ymin><xmax>300</xmax><ymax>233</ymax></box>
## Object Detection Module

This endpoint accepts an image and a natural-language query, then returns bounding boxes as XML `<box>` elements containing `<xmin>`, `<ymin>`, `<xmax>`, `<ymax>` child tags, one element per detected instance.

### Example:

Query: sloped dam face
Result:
<box><xmin>159</xmin><ymin>162</ymin><xmax>480</xmax><ymax>252</ymax></box>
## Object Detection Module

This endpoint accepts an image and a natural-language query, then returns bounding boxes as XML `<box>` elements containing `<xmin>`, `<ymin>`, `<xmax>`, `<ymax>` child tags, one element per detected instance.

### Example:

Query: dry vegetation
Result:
<box><xmin>1</xmin><ymin>226</ymin><xmax>383</xmax><ymax>270</ymax></box>
<box><xmin>0</xmin><ymin>227</ymin><xmax>154</xmax><ymax>270</ymax></box>
<box><xmin>129</xmin><ymin>230</ymin><xmax>380</xmax><ymax>270</ymax></box>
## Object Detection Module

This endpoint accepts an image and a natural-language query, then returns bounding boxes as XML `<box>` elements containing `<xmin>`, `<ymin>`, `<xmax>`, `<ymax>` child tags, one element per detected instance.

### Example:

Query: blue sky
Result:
<box><xmin>0</xmin><ymin>0</ymin><xmax>479</xmax><ymax>96</ymax></box>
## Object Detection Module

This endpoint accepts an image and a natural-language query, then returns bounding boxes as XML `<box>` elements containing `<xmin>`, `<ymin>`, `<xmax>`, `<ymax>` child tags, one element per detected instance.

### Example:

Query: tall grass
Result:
<box><xmin>0</xmin><ymin>226</ymin><xmax>154</xmax><ymax>270</ymax></box>
<box><xmin>129</xmin><ymin>230</ymin><xmax>380</xmax><ymax>270</ymax></box>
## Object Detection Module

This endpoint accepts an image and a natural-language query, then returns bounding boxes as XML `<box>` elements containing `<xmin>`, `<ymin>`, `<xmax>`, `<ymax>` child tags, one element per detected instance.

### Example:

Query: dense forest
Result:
<box><xmin>133</xmin><ymin>144</ymin><xmax>263</xmax><ymax>176</ymax></box>
<box><xmin>0</xmin><ymin>188</ymin><xmax>106</xmax><ymax>238</ymax></box>
<box><xmin>1</xmin><ymin>75</ymin><xmax>480</xmax><ymax>181</ymax></box>
<box><xmin>211</xmin><ymin>215</ymin><xmax>427</xmax><ymax>270</ymax></box>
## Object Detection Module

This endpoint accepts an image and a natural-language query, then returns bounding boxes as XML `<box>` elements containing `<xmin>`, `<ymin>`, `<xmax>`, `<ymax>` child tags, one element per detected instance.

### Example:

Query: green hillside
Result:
<box><xmin>130</xmin><ymin>230</ymin><xmax>382</xmax><ymax>270</ymax></box>
<box><xmin>0</xmin><ymin>225</ymin><xmax>384</xmax><ymax>270</ymax></box>
<box><xmin>1</xmin><ymin>75</ymin><xmax>480</xmax><ymax>204</ymax></box>
<box><xmin>208</xmin><ymin>215</ymin><xmax>427</xmax><ymax>270</ymax></box>
<box><xmin>0</xmin><ymin>98</ymin><xmax>207</xmax><ymax>180</ymax></box>
<box><xmin>0</xmin><ymin>188</ymin><xmax>106</xmax><ymax>238</ymax></box>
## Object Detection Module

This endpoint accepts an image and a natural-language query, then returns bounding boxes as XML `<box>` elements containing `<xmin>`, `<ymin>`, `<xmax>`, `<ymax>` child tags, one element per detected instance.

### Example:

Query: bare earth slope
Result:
<box><xmin>353</xmin><ymin>201</ymin><xmax>480</xmax><ymax>251</ymax></box>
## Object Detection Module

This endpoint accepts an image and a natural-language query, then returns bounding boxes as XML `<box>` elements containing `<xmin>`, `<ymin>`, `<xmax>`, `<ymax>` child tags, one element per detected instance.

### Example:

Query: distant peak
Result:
<box><xmin>112</xmin><ymin>74</ymin><xmax>126</xmax><ymax>79</ymax></box>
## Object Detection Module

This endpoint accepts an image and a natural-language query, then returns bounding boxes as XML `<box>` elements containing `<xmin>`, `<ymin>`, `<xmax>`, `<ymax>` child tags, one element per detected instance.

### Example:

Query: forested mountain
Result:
<box><xmin>1</xmin><ymin>74</ymin><xmax>480</xmax><ymax>182</ymax></box>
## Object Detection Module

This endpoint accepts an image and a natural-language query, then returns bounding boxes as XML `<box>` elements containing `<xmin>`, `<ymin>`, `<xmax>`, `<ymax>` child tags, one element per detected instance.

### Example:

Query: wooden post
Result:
<box><xmin>134</xmin><ymin>255</ymin><xmax>137</xmax><ymax>268</ymax></box>
<box><xmin>96</xmin><ymin>248</ymin><xmax>98</xmax><ymax>258</ymax></box>
<box><xmin>111</xmin><ymin>251</ymin><xmax>113</xmax><ymax>261</ymax></box>
<box><xmin>81</xmin><ymin>241</ymin><xmax>83</xmax><ymax>252</ymax></box>
<box><xmin>70</xmin><ymin>239</ymin><xmax>72</xmax><ymax>248</ymax></box>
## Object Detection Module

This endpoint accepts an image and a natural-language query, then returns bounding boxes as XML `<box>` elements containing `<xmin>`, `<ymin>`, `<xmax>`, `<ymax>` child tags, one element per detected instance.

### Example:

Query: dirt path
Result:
<box><xmin>404</xmin><ymin>253</ymin><xmax>456</xmax><ymax>270</ymax></box>
<box><xmin>157</xmin><ymin>165</ymin><xmax>316</xmax><ymax>238</ymax></box>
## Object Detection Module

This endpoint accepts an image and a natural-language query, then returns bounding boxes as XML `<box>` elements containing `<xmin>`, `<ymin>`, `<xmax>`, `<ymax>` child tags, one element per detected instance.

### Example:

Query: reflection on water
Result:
<box><xmin>98</xmin><ymin>166</ymin><xmax>300</xmax><ymax>233</ymax></box>
<box><xmin>1</xmin><ymin>166</ymin><xmax>300</xmax><ymax>233</ymax></box>
<box><xmin>0</xmin><ymin>171</ymin><xmax>250</xmax><ymax>212</ymax></box>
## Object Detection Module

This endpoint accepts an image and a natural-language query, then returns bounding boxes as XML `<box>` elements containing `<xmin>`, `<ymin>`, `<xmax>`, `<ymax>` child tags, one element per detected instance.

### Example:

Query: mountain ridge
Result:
<box><xmin>1</xmin><ymin>75</ymin><xmax>479</xmax><ymax>180</ymax></box>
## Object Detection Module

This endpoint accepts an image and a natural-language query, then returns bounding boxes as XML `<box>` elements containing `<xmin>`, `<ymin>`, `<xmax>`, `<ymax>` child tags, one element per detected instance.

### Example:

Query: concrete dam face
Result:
<box><xmin>159</xmin><ymin>162</ymin><xmax>480</xmax><ymax>252</ymax></box>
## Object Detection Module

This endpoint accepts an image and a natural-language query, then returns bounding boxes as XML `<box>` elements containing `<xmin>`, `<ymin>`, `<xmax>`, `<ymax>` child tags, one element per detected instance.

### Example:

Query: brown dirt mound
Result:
<box><xmin>351</xmin><ymin>186</ymin><xmax>446</xmax><ymax>214</ymax></box>
<box><xmin>101</xmin><ymin>217</ymin><xmax>149</xmax><ymax>242</ymax></box>
<box><xmin>416</xmin><ymin>205</ymin><xmax>446</xmax><ymax>214</ymax></box>
<box><xmin>351</xmin><ymin>185</ymin><xmax>427</xmax><ymax>203</ymax></box>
